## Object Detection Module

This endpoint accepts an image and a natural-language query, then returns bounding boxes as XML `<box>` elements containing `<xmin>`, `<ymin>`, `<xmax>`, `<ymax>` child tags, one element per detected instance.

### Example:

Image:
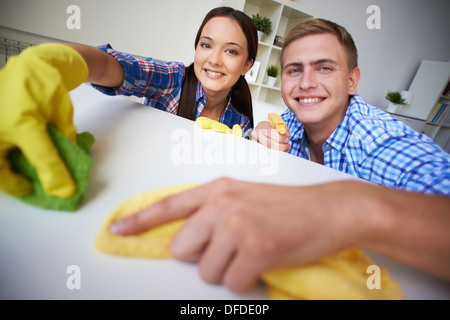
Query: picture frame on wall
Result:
<box><xmin>245</xmin><ymin>61</ymin><xmax>260</xmax><ymax>83</ymax></box>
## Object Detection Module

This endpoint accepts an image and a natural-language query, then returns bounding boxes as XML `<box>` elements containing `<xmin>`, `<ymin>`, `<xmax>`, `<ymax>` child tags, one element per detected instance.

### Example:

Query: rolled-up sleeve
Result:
<box><xmin>91</xmin><ymin>44</ymin><xmax>185</xmax><ymax>113</ymax></box>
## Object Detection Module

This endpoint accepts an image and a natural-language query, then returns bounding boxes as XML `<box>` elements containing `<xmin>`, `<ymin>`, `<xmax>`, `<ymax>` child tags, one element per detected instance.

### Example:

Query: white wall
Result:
<box><xmin>0</xmin><ymin>0</ymin><xmax>223</xmax><ymax>64</ymax></box>
<box><xmin>1</xmin><ymin>0</ymin><xmax>449</xmax><ymax>108</ymax></box>
<box><xmin>295</xmin><ymin>0</ymin><xmax>450</xmax><ymax>108</ymax></box>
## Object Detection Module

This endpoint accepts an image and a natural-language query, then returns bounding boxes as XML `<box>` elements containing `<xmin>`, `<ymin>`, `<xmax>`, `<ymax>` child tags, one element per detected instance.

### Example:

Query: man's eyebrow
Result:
<box><xmin>283</xmin><ymin>62</ymin><xmax>303</xmax><ymax>70</ymax></box>
<box><xmin>200</xmin><ymin>36</ymin><xmax>242</xmax><ymax>49</ymax></box>
<box><xmin>312</xmin><ymin>58</ymin><xmax>338</xmax><ymax>65</ymax></box>
<box><xmin>283</xmin><ymin>59</ymin><xmax>338</xmax><ymax>69</ymax></box>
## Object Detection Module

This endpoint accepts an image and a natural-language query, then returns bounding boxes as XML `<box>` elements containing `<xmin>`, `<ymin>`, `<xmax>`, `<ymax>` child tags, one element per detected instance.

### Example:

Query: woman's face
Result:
<box><xmin>194</xmin><ymin>17</ymin><xmax>253</xmax><ymax>97</ymax></box>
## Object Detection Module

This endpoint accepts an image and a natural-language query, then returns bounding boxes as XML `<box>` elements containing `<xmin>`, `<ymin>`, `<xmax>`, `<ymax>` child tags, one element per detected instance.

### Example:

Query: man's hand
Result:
<box><xmin>251</xmin><ymin>121</ymin><xmax>291</xmax><ymax>152</ymax></box>
<box><xmin>110</xmin><ymin>177</ymin><xmax>368</xmax><ymax>292</ymax></box>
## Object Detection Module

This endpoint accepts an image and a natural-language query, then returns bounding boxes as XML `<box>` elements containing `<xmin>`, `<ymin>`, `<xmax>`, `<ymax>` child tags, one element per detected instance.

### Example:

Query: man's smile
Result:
<box><xmin>294</xmin><ymin>96</ymin><xmax>326</xmax><ymax>105</ymax></box>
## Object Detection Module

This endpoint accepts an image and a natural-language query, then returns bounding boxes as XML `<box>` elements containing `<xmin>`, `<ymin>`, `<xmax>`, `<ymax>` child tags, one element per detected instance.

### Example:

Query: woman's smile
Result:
<box><xmin>204</xmin><ymin>68</ymin><xmax>225</xmax><ymax>78</ymax></box>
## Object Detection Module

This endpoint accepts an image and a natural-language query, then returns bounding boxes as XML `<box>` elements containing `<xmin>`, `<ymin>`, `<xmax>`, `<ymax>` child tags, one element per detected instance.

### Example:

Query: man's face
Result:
<box><xmin>281</xmin><ymin>33</ymin><xmax>360</xmax><ymax>132</ymax></box>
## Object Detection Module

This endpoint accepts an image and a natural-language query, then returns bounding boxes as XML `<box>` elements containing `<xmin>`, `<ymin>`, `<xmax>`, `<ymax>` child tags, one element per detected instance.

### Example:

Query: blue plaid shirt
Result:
<box><xmin>92</xmin><ymin>44</ymin><xmax>252</xmax><ymax>134</ymax></box>
<box><xmin>281</xmin><ymin>94</ymin><xmax>450</xmax><ymax>195</ymax></box>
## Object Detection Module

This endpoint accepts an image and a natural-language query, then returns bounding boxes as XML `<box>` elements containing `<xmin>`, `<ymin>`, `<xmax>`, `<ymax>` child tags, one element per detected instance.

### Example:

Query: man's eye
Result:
<box><xmin>319</xmin><ymin>66</ymin><xmax>332</xmax><ymax>71</ymax></box>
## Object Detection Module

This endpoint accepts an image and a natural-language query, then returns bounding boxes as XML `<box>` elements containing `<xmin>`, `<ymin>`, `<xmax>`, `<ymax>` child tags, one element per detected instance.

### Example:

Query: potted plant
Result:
<box><xmin>385</xmin><ymin>91</ymin><xmax>407</xmax><ymax>113</ymax></box>
<box><xmin>266</xmin><ymin>65</ymin><xmax>279</xmax><ymax>86</ymax></box>
<box><xmin>252</xmin><ymin>13</ymin><xmax>272</xmax><ymax>41</ymax></box>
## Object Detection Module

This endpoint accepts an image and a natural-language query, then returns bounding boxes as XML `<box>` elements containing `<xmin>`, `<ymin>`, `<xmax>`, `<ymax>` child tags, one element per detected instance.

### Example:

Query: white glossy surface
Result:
<box><xmin>1</xmin><ymin>84</ymin><xmax>449</xmax><ymax>299</ymax></box>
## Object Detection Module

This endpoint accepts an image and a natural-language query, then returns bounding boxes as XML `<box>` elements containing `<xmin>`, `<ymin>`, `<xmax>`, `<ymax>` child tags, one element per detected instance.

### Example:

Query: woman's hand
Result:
<box><xmin>0</xmin><ymin>44</ymin><xmax>88</xmax><ymax>198</ymax></box>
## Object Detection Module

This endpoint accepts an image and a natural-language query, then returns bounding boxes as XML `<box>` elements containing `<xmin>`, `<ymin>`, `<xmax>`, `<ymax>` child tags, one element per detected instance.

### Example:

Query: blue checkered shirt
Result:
<box><xmin>91</xmin><ymin>44</ymin><xmax>252</xmax><ymax>134</ymax></box>
<box><xmin>281</xmin><ymin>94</ymin><xmax>450</xmax><ymax>195</ymax></box>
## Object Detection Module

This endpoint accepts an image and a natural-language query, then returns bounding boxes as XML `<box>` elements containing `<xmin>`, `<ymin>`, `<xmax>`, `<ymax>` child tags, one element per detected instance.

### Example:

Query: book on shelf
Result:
<box><xmin>428</xmin><ymin>102</ymin><xmax>443</xmax><ymax>122</ymax></box>
<box><xmin>428</xmin><ymin>102</ymin><xmax>449</xmax><ymax>126</ymax></box>
<box><xmin>439</xmin><ymin>105</ymin><xmax>450</xmax><ymax>127</ymax></box>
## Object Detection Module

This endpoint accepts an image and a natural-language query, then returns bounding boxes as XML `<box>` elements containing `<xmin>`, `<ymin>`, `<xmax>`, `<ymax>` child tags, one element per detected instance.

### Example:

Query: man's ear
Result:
<box><xmin>348</xmin><ymin>67</ymin><xmax>360</xmax><ymax>95</ymax></box>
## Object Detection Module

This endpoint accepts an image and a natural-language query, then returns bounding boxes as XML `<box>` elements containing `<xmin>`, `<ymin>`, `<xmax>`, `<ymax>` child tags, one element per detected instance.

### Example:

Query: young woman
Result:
<box><xmin>75</xmin><ymin>6</ymin><xmax>258</xmax><ymax>133</ymax></box>
<box><xmin>0</xmin><ymin>7</ymin><xmax>258</xmax><ymax>198</ymax></box>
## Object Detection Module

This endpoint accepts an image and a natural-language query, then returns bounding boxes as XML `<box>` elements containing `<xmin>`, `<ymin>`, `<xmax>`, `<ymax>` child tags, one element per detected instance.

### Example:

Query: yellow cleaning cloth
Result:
<box><xmin>95</xmin><ymin>184</ymin><xmax>197</xmax><ymax>258</ymax></box>
<box><xmin>95</xmin><ymin>184</ymin><xmax>402</xmax><ymax>300</ymax></box>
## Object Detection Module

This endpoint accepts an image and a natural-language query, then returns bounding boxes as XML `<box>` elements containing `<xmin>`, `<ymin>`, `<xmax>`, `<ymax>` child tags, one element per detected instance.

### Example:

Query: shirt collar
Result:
<box><xmin>289</xmin><ymin>94</ymin><xmax>361</xmax><ymax>155</ymax></box>
<box><xmin>326</xmin><ymin>94</ymin><xmax>360</xmax><ymax>152</ymax></box>
<box><xmin>285</xmin><ymin>116</ymin><xmax>309</xmax><ymax>158</ymax></box>
<box><xmin>195</xmin><ymin>82</ymin><xmax>233</xmax><ymax>118</ymax></box>
<box><xmin>286</xmin><ymin>111</ymin><xmax>306</xmax><ymax>142</ymax></box>
<box><xmin>195</xmin><ymin>82</ymin><xmax>207</xmax><ymax>115</ymax></box>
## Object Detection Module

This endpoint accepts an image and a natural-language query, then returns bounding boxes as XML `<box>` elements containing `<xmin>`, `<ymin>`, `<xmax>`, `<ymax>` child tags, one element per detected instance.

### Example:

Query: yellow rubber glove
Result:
<box><xmin>0</xmin><ymin>43</ymin><xmax>88</xmax><ymax>198</ymax></box>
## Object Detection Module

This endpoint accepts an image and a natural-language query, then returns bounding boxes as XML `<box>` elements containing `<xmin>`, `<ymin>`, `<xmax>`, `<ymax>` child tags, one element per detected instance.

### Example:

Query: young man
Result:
<box><xmin>112</xmin><ymin>19</ymin><xmax>450</xmax><ymax>292</ymax></box>
<box><xmin>251</xmin><ymin>18</ymin><xmax>449</xmax><ymax>195</ymax></box>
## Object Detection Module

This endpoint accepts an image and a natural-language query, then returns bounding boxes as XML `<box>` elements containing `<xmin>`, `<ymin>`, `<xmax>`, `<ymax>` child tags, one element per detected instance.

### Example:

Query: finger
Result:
<box><xmin>169</xmin><ymin>178</ymin><xmax>242</xmax><ymax>262</ymax></box>
<box><xmin>258</xmin><ymin>120</ymin><xmax>290</xmax><ymax>142</ymax></box>
<box><xmin>252</xmin><ymin>123</ymin><xmax>290</xmax><ymax>150</ymax></box>
<box><xmin>110</xmin><ymin>184</ymin><xmax>209</xmax><ymax>235</ymax></box>
<box><xmin>260</xmin><ymin>129</ymin><xmax>288</xmax><ymax>150</ymax></box>
<box><xmin>17</xmin><ymin>125</ymin><xmax>76</xmax><ymax>198</ymax></box>
<box><xmin>252</xmin><ymin>127</ymin><xmax>271</xmax><ymax>145</ymax></box>
<box><xmin>169</xmin><ymin>204</ymin><xmax>219</xmax><ymax>262</ymax></box>
<box><xmin>274</xmin><ymin>144</ymin><xmax>290</xmax><ymax>152</ymax></box>
<box><xmin>283</xmin><ymin>124</ymin><xmax>291</xmax><ymax>138</ymax></box>
<box><xmin>50</xmin><ymin>91</ymin><xmax>77</xmax><ymax>143</ymax></box>
<box><xmin>268</xmin><ymin>127</ymin><xmax>289</xmax><ymax>143</ymax></box>
<box><xmin>223</xmin><ymin>247</ymin><xmax>268</xmax><ymax>293</ymax></box>
<box><xmin>251</xmin><ymin>121</ymin><xmax>271</xmax><ymax>142</ymax></box>
<box><xmin>270</xmin><ymin>140</ymin><xmax>291</xmax><ymax>152</ymax></box>
<box><xmin>196</xmin><ymin>215</ymin><xmax>240</xmax><ymax>284</ymax></box>
<box><xmin>0</xmin><ymin>148</ymin><xmax>32</xmax><ymax>195</ymax></box>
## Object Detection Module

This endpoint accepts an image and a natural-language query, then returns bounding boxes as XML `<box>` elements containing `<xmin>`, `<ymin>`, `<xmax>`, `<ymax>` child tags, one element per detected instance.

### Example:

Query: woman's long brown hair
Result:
<box><xmin>177</xmin><ymin>7</ymin><xmax>257</xmax><ymax>128</ymax></box>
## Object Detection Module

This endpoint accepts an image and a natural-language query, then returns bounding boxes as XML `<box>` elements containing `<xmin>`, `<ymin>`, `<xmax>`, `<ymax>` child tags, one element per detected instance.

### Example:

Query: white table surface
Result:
<box><xmin>1</xmin><ymin>84</ymin><xmax>449</xmax><ymax>300</ymax></box>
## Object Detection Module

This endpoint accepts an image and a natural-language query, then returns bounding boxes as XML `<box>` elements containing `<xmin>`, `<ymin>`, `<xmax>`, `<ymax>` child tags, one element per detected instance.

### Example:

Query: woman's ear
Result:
<box><xmin>241</xmin><ymin>59</ymin><xmax>254</xmax><ymax>76</ymax></box>
<box><xmin>348</xmin><ymin>67</ymin><xmax>360</xmax><ymax>95</ymax></box>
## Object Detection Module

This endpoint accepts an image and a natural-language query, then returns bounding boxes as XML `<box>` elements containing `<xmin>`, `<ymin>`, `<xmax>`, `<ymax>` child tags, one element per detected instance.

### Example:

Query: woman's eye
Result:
<box><xmin>226</xmin><ymin>49</ymin><xmax>238</xmax><ymax>55</ymax></box>
<box><xmin>200</xmin><ymin>43</ymin><xmax>211</xmax><ymax>49</ymax></box>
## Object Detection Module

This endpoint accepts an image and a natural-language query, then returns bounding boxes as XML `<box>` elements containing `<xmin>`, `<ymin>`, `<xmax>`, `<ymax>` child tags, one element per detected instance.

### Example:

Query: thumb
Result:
<box><xmin>18</xmin><ymin>126</ymin><xmax>76</xmax><ymax>198</ymax></box>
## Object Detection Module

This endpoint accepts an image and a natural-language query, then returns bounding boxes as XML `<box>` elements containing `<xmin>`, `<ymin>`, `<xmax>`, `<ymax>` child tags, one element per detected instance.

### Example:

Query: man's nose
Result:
<box><xmin>298</xmin><ymin>68</ymin><xmax>317</xmax><ymax>90</ymax></box>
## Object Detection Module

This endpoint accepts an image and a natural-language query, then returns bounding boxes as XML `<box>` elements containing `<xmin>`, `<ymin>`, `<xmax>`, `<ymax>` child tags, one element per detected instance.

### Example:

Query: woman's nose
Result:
<box><xmin>208</xmin><ymin>48</ymin><xmax>222</xmax><ymax>66</ymax></box>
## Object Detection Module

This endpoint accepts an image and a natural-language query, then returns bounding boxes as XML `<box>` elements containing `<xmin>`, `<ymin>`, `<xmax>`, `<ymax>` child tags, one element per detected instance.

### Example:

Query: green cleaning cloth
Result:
<box><xmin>8</xmin><ymin>124</ymin><xmax>95</xmax><ymax>211</ymax></box>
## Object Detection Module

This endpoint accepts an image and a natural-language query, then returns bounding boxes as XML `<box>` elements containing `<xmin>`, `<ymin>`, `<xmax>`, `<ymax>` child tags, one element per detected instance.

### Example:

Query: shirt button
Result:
<box><xmin>322</xmin><ymin>143</ymin><xmax>331</xmax><ymax>152</ymax></box>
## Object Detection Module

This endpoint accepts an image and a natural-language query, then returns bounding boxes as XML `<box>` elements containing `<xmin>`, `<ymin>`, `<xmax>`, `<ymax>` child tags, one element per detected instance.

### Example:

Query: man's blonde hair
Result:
<box><xmin>281</xmin><ymin>18</ymin><xmax>358</xmax><ymax>70</ymax></box>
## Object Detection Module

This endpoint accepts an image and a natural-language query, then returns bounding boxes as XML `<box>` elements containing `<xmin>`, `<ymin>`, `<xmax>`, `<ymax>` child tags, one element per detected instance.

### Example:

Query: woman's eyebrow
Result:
<box><xmin>226</xmin><ymin>42</ymin><xmax>242</xmax><ymax>49</ymax></box>
<box><xmin>200</xmin><ymin>36</ymin><xmax>213</xmax><ymax>41</ymax></box>
<box><xmin>200</xmin><ymin>36</ymin><xmax>242</xmax><ymax>49</ymax></box>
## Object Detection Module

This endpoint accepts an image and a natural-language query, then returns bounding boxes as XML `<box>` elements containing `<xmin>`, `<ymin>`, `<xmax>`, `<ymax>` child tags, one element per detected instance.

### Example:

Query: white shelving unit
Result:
<box><xmin>391</xmin><ymin>60</ymin><xmax>450</xmax><ymax>152</ymax></box>
<box><xmin>223</xmin><ymin>0</ymin><xmax>318</xmax><ymax>107</ymax></box>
